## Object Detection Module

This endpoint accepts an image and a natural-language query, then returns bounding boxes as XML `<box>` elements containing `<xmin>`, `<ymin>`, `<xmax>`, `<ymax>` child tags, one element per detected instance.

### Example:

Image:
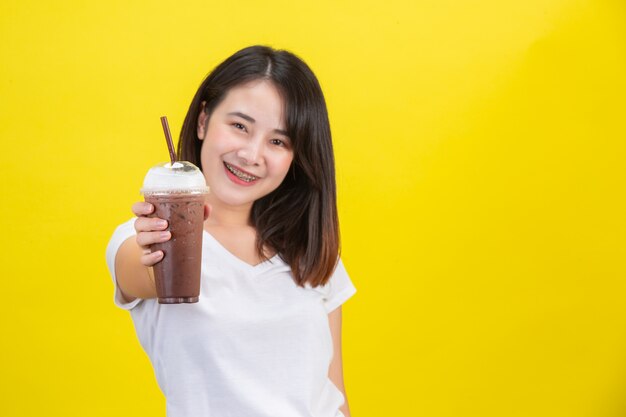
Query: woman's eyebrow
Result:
<box><xmin>228</xmin><ymin>111</ymin><xmax>255</xmax><ymax>123</ymax></box>
<box><xmin>227</xmin><ymin>111</ymin><xmax>289</xmax><ymax>136</ymax></box>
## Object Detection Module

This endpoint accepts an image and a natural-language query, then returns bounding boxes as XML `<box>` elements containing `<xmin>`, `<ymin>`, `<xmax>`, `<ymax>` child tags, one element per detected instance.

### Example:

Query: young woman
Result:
<box><xmin>105</xmin><ymin>45</ymin><xmax>357</xmax><ymax>417</ymax></box>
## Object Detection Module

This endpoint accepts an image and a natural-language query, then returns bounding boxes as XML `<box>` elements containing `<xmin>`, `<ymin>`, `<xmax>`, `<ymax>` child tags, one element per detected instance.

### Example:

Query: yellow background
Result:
<box><xmin>1</xmin><ymin>0</ymin><xmax>625</xmax><ymax>415</ymax></box>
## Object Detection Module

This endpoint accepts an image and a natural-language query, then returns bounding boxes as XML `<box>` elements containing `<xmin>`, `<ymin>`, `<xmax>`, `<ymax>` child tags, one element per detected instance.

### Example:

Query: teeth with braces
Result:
<box><xmin>225</xmin><ymin>162</ymin><xmax>259</xmax><ymax>182</ymax></box>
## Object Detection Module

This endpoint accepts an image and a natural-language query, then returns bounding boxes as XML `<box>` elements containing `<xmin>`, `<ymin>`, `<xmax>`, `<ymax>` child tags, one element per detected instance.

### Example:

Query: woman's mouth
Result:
<box><xmin>223</xmin><ymin>162</ymin><xmax>260</xmax><ymax>183</ymax></box>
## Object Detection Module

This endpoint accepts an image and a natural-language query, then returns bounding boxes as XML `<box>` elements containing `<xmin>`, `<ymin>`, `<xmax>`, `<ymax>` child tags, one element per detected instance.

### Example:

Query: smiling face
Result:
<box><xmin>197</xmin><ymin>79</ymin><xmax>294</xmax><ymax>211</ymax></box>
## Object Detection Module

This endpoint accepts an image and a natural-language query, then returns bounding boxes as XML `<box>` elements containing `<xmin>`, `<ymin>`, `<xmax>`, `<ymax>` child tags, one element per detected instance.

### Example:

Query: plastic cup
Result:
<box><xmin>140</xmin><ymin>161</ymin><xmax>209</xmax><ymax>304</ymax></box>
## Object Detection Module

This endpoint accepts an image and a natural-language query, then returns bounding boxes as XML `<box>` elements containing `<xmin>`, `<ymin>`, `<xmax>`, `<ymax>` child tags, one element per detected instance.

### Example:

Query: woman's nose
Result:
<box><xmin>236</xmin><ymin>138</ymin><xmax>263</xmax><ymax>166</ymax></box>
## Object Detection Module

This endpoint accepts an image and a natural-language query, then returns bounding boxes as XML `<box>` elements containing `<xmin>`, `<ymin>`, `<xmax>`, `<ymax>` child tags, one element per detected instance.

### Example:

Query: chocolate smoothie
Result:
<box><xmin>146</xmin><ymin>192</ymin><xmax>206</xmax><ymax>304</ymax></box>
<box><xmin>141</xmin><ymin>160</ymin><xmax>209</xmax><ymax>304</ymax></box>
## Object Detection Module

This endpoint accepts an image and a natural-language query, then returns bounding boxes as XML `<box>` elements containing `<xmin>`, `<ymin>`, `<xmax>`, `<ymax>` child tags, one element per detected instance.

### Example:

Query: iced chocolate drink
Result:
<box><xmin>141</xmin><ymin>161</ymin><xmax>209</xmax><ymax>304</ymax></box>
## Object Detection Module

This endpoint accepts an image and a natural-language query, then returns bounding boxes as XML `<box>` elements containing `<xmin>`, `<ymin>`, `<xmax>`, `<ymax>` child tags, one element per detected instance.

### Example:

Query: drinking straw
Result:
<box><xmin>160</xmin><ymin>116</ymin><xmax>177</xmax><ymax>165</ymax></box>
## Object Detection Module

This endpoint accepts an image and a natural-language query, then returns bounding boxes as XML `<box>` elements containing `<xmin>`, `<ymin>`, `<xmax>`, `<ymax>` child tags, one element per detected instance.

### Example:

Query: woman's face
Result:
<box><xmin>197</xmin><ymin>79</ymin><xmax>294</xmax><ymax>209</ymax></box>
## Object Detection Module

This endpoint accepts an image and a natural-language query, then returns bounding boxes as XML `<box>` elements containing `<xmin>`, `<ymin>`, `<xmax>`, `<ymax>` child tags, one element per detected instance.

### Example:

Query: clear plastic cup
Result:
<box><xmin>140</xmin><ymin>161</ymin><xmax>209</xmax><ymax>304</ymax></box>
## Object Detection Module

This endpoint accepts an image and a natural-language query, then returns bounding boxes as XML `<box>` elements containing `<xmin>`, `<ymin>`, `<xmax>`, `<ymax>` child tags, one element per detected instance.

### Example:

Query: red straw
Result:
<box><xmin>160</xmin><ymin>116</ymin><xmax>177</xmax><ymax>165</ymax></box>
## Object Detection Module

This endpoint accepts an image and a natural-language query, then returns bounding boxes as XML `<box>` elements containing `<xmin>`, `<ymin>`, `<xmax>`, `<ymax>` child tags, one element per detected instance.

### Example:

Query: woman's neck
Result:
<box><xmin>204</xmin><ymin>196</ymin><xmax>253</xmax><ymax>229</ymax></box>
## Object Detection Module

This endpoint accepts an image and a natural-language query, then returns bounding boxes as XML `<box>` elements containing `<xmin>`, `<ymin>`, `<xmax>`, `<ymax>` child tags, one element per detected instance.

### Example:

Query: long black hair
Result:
<box><xmin>178</xmin><ymin>45</ymin><xmax>339</xmax><ymax>288</ymax></box>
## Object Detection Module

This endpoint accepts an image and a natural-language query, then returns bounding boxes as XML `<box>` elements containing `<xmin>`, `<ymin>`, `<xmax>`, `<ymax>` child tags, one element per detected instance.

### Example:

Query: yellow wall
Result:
<box><xmin>1</xmin><ymin>0</ymin><xmax>625</xmax><ymax>415</ymax></box>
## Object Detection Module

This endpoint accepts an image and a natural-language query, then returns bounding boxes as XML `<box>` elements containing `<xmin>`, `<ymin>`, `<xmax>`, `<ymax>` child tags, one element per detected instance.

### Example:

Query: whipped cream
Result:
<box><xmin>140</xmin><ymin>161</ymin><xmax>209</xmax><ymax>194</ymax></box>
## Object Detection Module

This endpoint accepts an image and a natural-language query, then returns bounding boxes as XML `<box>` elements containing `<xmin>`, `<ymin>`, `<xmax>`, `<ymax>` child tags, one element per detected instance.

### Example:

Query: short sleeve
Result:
<box><xmin>323</xmin><ymin>259</ymin><xmax>357</xmax><ymax>314</ymax></box>
<box><xmin>105</xmin><ymin>217</ymin><xmax>143</xmax><ymax>310</ymax></box>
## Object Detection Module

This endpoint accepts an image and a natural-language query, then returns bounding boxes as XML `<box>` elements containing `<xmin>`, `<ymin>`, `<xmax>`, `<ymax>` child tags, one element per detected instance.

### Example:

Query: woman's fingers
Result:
<box><xmin>132</xmin><ymin>201</ymin><xmax>154</xmax><ymax>217</ymax></box>
<box><xmin>140</xmin><ymin>250</ymin><xmax>164</xmax><ymax>267</ymax></box>
<box><xmin>130</xmin><ymin>201</ymin><xmax>169</xmax><ymax>266</ymax></box>
<box><xmin>136</xmin><ymin>230</ymin><xmax>171</xmax><ymax>247</ymax></box>
<box><xmin>134</xmin><ymin>216</ymin><xmax>168</xmax><ymax>232</ymax></box>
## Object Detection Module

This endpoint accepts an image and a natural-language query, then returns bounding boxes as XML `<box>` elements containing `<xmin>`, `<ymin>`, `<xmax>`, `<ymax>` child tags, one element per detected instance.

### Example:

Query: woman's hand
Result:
<box><xmin>131</xmin><ymin>201</ymin><xmax>211</xmax><ymax>267</ymax></box>
<box><xmin>132</xmin><ymin>202</ymin><xmax>170</xmax><ymax>267</ymax></box>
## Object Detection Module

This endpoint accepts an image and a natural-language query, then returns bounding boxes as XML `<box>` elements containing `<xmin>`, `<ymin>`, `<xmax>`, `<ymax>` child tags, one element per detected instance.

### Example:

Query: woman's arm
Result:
<box><xmin>115</xmin><ymin>236</ymin><xmax>158</xmax><ymax>302</ymax></box>
<box><xmin>113</xmin><ymin>202</ymin><xmax>170</xmax><ymax>302</ymax></box>
<box><xmin>328</xmin><ymin>306</ymin><xmax>352</xmax><ymax>417</ymax></box>
<box><xmin>115</xmin><ymin>202</ymin><xmax>210</xmax><ymax>302</ymax></box>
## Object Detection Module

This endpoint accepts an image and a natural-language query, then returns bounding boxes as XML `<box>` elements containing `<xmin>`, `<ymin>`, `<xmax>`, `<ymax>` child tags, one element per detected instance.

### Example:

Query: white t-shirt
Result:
<box><xmin>105</xmin><ymin>217</ymin><xmax>357</xmax><ymax>417</ymax></box>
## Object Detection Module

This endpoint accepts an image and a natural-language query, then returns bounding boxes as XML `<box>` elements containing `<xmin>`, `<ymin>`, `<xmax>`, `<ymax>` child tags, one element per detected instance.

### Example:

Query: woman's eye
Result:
<box><xmin>232</xmin><ymin>122</ymin><xmax>246</xmax><ymax>131</ymax></box>
<box><xmin>270</xmin><ymin>139</ymin><xmax>286</xmax><ymax>147</ymax></box>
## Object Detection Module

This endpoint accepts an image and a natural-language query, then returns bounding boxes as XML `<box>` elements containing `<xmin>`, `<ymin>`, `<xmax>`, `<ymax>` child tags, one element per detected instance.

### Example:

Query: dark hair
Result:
<box><xmin>178</xmin><ymin>45</ymin><xmax>339</xmax><ymax>288</ymax></box>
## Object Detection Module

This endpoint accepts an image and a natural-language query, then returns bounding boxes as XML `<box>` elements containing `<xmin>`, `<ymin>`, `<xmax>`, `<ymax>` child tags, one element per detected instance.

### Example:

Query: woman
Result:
<box><xmin>106</xmin><ymin>45</ymin><xmax>357</xmax><ymax>417</ymax></box>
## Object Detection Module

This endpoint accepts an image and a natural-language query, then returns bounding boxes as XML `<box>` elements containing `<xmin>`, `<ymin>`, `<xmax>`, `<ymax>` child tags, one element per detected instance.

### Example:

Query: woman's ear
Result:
<box><xmin>197</xmin><ymin>101</ymin><xmax>209</xmax><ymax>140</ymax></box>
